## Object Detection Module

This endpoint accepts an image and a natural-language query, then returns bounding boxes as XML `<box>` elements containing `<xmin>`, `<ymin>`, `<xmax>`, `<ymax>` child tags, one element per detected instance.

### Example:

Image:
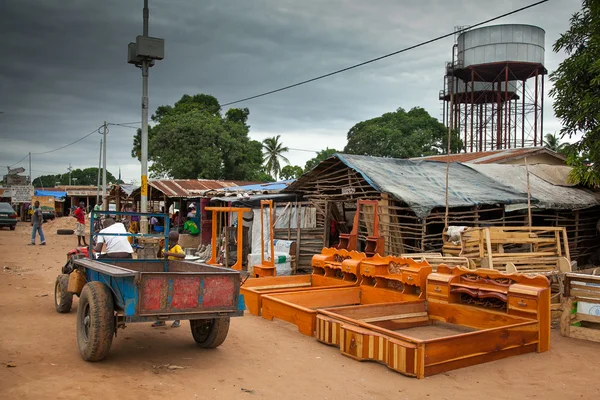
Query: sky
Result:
<box><xmin>0</xmin><ymin>0</ymin><xmax>584</xmax><ymax>185</ymax></box>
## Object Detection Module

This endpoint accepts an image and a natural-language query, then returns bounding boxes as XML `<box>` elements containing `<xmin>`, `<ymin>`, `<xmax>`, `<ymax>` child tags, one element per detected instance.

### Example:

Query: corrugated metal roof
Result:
<box><xmin>287</xmin><ymin>153</ymin><xmax>532</xmax><ymax>218</ymax></box>
<box><xmin>147</xmin><ymin>179</ymin><xmax>259</xmax><ymax>198</ymax></box>
<box><xmin>411</xmin><ymin>147</ymin><xmax>565</xmax><ymax>164</ymax></box>
<box><xmin>219</xmin><ymin>180</ymin><xmax>294</xmax><ymax>193</ymax></box>
<box><xmin>466</xmin><ymin>164</ymin><xmax>600</xmax><ymax>211</ymax></box>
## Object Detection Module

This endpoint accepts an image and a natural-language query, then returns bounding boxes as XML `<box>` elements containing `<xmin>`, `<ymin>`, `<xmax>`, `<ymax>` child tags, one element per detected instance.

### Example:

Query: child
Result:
<box><xmin>152</xmin><ymin>230</ymin><xmax>185</xmax><ymax>328</ymax></box>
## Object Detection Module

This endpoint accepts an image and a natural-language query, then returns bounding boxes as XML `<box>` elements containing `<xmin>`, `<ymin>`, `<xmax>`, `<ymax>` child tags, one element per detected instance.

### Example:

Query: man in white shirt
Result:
<box><xmin>94</xmin><ymin>218</ymin><xmax>134</xmax><ymax>259</ymax></box>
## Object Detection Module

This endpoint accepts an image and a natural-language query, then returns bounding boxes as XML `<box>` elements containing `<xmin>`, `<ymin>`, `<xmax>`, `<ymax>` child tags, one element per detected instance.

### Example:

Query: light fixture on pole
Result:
<box><xmin>127</xmin><ymin>0</ymin><xmax>164</xmax><ymax>234</ymax></box>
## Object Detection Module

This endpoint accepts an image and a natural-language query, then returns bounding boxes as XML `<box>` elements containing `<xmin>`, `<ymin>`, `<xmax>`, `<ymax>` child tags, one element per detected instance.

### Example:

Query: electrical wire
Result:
<box><xmin>31</xmin><ymin>125</ymin><xmax>103</xmax><ymax>156</ymax></box>
<box><xmin>8</xmin><ymin>154</ymin><xmax>29</xmax><ymax>167</ymax></box>
<box><xmin>108</xmin><ymin>123</ymin><xmax>140</xmax><ymax>130</ymax></box>
<box><xmin>220</xmin><ymin>0</ymin><xmax>549</xmax><ymax>107</ymax></box>
<box><xmin>288</xmin><ymin>148</ymin><xmax>320</xmax><ymax>153</ymax></box>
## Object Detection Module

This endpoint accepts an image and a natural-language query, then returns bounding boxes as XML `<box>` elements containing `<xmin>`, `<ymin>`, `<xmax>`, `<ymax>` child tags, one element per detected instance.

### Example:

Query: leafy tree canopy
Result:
<box><xmin>131</xmin><ymin>94</ymin><xmax>264</xmax><ymax>180</ymax></box>
<box><xmin>280</xmin><ymin>165</ymin><xmax>304</xmax><ymax>180</ymax></box>
<box><xmin>304</xmin><ymin>148</ymin><xmax>339</xmax><ymax>172</ymax></box>
<box><xmin>549</xmin><ymin>0</ymin><xmax>600</xmax><ymax>187</ymax></box>
<box><xmin>343</xmin><ymin>107</ymin><xmax>462</xmax><ymax>158</ymax></box>
<box><xmin>35</xmin><ymin>168</ymin><xmax>115</xmax><ymax>188</ymax></box>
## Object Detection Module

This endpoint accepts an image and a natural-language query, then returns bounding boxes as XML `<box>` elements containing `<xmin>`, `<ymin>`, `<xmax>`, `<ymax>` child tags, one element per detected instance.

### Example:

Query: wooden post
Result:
<box><xmin>295</xmin><ymin>200</ymin><xmax>301</xmax><ymax>274</ymax></box>
<box><xmin>525</xmin><ymin>157</ymin><xmax>532</xmax><ymax>228</ymax></box>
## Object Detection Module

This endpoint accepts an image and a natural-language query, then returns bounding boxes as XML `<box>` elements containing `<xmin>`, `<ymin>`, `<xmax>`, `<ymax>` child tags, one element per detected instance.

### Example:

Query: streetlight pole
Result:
<box><xmin>102</xmin><ymin>121</ymin><xmax>108</xmax><ymax>211</ymax></box>
<box><xmin>140</xmin><ymin>0</ymin><xmax>150</xmax><ymax>233</ymax></box>
<box><xmin>128</xmin><ymin>0</ymin><xmax>164</xmax><ymax>234</ymax></box>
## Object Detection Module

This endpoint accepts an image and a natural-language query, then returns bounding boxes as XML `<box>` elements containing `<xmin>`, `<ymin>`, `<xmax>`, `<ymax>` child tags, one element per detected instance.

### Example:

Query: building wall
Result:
<box><xmin>502</xmin><ymin>154</ymin><xmax>565</xmax><ymax>166</ymax></box>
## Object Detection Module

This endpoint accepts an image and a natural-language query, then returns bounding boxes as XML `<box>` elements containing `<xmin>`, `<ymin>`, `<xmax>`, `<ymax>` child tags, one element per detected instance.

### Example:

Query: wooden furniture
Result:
<box><xmin>260</xmin><ymin>257</ymin><xmax>432</xmax><ymax>336</ymax></box>
<box><xmin>560</xmin><ymin>272</ymin><xmax>600</xmax><ymax>343</ymax></box>
<box><xmin>205</xmin><ymin>206</ymin><xmax>252</xmax><ymax>271</ymax></box>
<box><xmin>445</xmin><ymin>227</ymin><xmax>571</xmax><ymax>275</ymax></box>
<box><xmin>338</xmin><ymin>200</ymin><xmax>385</xmax><ymax>257</ymax></box>
<box><xmin>316</xmin><ymin>266</ymin><xmax>550</xmax><ymax>379</ymax></box>
<box><xmin>252</xmin><ymin>200</ymin><xmax>276</xmax><ymax>278</ymax></box>
<box><xmin>241</xmin><ymin>249</ymin><xmax>363</xmax><ymax>316</ymax></box>
<box><xmin>401</xmin><ymin>253</ymin><xmax>470</xmax><ymax>271</ymax></box>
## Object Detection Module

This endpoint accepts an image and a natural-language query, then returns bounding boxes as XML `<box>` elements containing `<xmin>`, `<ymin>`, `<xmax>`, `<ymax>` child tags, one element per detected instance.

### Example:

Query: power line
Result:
<box><xmin>108</xmin><ymin>122</ymin><xmax>139</xmax><ymax>130</ymax></box>
<box><xmin>32</xmin><ymin>125</ymin><xmax>103</xmax><ymax>156</ymax></box>
<box><xmin>288</xmin><ymin>148</ymin><xmax>320</xmax><ymax>153</ymax></box>
<box><xmin>8</xmin><ymin>154</ymin><xmax>29</xmax><ymax>167</ymax></box>
<box><xmin>220</xmin><ymin>0</ymin><xmax>549</xmax><ymax>107</ymax></box>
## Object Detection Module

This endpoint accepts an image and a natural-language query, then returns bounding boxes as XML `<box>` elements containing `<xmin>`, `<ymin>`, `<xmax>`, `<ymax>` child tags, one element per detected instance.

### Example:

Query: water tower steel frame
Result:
<box><xmin>439</xmin><ymin>24</ymin><xmax>546</xmax><ymax>152</ymax></box>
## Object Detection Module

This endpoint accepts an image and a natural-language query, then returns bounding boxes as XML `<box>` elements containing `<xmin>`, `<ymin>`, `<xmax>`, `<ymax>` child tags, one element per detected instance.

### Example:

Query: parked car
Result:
<box><xmin>0</xmin><ymin>203</ymin><xmax>18</xmax><ymax>230</ymax></box>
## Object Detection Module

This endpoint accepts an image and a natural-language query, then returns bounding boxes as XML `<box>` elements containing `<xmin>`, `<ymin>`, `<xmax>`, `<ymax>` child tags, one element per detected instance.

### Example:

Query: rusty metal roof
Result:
<box><xmin>410</xmin><ymin>147</ymin><xmax>566</xmax><ymax>164</ymax></box>
<box><xmin>148</xmin><ymin>179</ymin><xmax>259</xmax><ymax>198</ymax></box>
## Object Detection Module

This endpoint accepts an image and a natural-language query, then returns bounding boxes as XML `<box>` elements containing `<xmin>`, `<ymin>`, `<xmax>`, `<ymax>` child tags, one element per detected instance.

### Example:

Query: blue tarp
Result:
<box><xmin>34</xmin><ymin>190</ymin><xmax>67</xmax><ymax>199</ymax></box>
<box><xmin>220</xmin><ymin>180</ymin><xmax>294</xmax><ymax>192</ymax></box>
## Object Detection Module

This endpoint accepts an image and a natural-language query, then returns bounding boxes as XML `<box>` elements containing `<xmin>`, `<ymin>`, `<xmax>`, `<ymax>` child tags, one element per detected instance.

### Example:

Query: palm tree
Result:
<box><xmin>262</xmin><ymin>135</ymin><xmax>290</xmax><ymax>180</ymax></box>
<box><xmin>544</xmin><ymin>133</ymin><xmax>564</xmax><ymax>152</ymax></box>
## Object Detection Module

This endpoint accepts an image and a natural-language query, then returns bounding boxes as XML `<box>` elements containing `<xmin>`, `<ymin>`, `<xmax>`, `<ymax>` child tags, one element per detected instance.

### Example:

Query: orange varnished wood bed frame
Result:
<box><xmin>315</xmin><ymin>265</ymin><xmax>550</xmax><ymax>378</ymax></box>
<box><xmin>259</xmin><ymin>256</ymin><xmax>433</xmax><ymax>335</ymax></box>
<box><xmin>241</xmin><ymin>249</ymin><xmax>366</xmax><ymax>316</ymax></box>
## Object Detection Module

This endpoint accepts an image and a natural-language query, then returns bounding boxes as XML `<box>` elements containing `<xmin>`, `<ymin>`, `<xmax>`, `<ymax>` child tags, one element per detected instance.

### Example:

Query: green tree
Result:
<box><xmin>549</xmin><ymin>0</ymin><xmax>600</xmax><ymax>187</ymax></box>
<box><xmin>35</xmin><ymin>168</ymin><xmax>115</xmax><ymax>187</ymax></box>
<box><xmin>344</xmin><ymin>107</ymin><xmax>462</xmax><ymax>158</ymax></box>
<box><xmin>280</xmin><ymin>165</ymin><xmax>304</xmax><ymax>180</ymax></box>
<box><xmin>304</xmin><ymin>148</ymin><xmax>338</xmax><ymax>172</ymax></box>
<box><xmin>131</xmin><ymin>94</ymin><xmax>264</xmax><ymax>180</ymax></box>
<box><xmin>262</xmin><ymin>135</ymin><xmax>289</xmax><ymax>180</ymax></box>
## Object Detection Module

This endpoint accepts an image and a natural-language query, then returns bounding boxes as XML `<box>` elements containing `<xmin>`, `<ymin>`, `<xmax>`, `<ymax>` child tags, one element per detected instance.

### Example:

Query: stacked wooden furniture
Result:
<box><xmin>241</xmin><ymin>249</ymin><xmax>365</xmax><ymax>316</ymax></box>
<box><xmin>560</xmin><ymin>272</ymin><xmax>600</xmax><ymax>343</ymax></box>
<box><xmin>260</xmin><ymin>256</ymin><xmax>432</xmax><ymax>336</ymax></box>
<box><xmin>316</xmin><ymin>265</ymin><xmax>550</xmax><ymax>379</ymax></box>
<box><xmin>445</xmin><ymin>227</ymin><xmax>571</xmax><ymax>276</ymax></box>
<box><xmin>337</xmin><ymin>200</ymin><xmax>385</xmax><ymax>257</ymax></box>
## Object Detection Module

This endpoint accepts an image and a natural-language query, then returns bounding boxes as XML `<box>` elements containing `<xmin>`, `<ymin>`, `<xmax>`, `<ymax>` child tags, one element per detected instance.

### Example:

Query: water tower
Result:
<box><xmin>439</xmin><ymin>24</ymin><xmax>546</xmax><ymax>152</ymax></box>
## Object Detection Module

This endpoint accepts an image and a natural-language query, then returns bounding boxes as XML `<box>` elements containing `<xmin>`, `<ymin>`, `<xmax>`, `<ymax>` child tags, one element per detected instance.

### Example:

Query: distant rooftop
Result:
<box><xmin>410</xmin><ymin>147</ymin><xmax>565</xmax><ymax>164</ymax></box>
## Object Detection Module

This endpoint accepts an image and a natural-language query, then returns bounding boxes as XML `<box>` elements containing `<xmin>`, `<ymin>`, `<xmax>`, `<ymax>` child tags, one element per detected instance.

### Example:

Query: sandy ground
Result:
<box><xmin>1</xmin><ymin>218</ymin><xmax>600</xmax><ymax>400</ymax></box>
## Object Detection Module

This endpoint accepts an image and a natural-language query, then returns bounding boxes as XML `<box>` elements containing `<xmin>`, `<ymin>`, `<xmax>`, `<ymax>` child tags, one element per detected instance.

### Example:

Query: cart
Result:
<box><xmin>54</xmin><ymin>211</ymin><xmax>244</xmax><ymax>361</ymax></box>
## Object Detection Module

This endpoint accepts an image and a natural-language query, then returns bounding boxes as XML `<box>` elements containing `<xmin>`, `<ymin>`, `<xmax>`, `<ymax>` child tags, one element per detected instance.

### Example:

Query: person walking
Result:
<box><xmin>73</xmin><ymin>201</ymin><xmax>88</xmax><ymax>247</ymax></box>
<box><xmin>29</xmin><ymin>201</ymin><xmax>46</xmax><ymax>246</ymax></box>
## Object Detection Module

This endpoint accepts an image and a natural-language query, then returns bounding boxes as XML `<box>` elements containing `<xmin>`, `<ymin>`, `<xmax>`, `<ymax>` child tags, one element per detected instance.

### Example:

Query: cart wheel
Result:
<box><xmin>54</xmin><ymin>274</ymin><xmax>73</xmax><ymax>313</ymax></box>
<box><xmin>76</xmin><ymin>282</ymin><xmax>115</xmax><ymax>361</ymax></box>
<box><xmin>190</xmin><ymin>318</ymin><xmax>230</xmax><ymax>348</ymax></box>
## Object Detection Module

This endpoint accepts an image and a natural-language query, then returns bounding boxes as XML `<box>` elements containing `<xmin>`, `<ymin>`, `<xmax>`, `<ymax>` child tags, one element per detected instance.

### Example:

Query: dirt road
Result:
<box><xmin>1</xmin><ymin>218</ymin><xmax>599</xmax><ymax>399</ymax></box>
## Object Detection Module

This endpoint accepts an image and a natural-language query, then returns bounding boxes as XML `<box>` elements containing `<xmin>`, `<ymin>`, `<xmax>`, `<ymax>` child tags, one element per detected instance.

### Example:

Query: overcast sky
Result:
<box><xmin>0</xmin><ymin>0</ymin><xmax>583</xmax><ymax>185</ymax></box>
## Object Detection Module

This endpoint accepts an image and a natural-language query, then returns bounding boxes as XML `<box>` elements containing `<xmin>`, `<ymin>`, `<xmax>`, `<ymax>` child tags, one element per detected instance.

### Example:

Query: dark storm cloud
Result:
<box><xmin>0</xmin><ymin>0</ymin><xmax>584</xmax><ymax>181</ymax></box>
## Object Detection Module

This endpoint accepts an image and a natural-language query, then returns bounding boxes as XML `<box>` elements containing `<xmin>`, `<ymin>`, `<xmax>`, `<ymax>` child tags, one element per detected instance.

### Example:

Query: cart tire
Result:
<box><xmin>9</xmin><ymin>225</ymin><xmax>16</xmax><ymax>231</ymax></box>
<box><xmin>76</xmin><ymin>282</ymin><xmax>115</xmax><ymax>361</ymax></box>
<box><xmin>190</xmin><ymin>318</ymin><xmax>230</xmax><ymax>348</ymax></box>
<box><xmin>57</xmin><ymin>229</ymin><xmax>74</xmax><ymax>235</ymax></box>
<box><xmin>54</xmin><ymin>274</ymin><xmax>73</xmax><ymax>313</ymax></box>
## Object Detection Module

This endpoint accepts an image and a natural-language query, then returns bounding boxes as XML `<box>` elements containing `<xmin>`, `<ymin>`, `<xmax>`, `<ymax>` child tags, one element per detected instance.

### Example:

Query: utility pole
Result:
<box><xmin>68</xmin><ymin>163</ymin><xmax>73</xmax><ymax>186</ymax></box>
<box><xmin>102</xmin><ymin>121</ymin><xmax>108</xmax><ymax>211</ymax></box>
<box><xmin>28</xmin><ymin>152</ymin><xmax>31</xmax><ymax>185</ymax></box>
<box><xmin>96</xmin><ymin>138</ymin><xmax>102</xmax><ymax>204</ymax></box>
<box><xmin>140</xmin><ymin>0</ymin><xmax>150</xmax><ymax>233</ymax></box>
<box><xmin>128</xmin><ymin>0</ymin><xmax>164</xmax><ymax>234</ymax></box>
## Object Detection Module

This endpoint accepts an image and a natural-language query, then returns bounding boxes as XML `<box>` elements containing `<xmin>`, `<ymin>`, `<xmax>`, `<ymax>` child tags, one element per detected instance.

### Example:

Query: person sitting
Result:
<box><xmin>153</xmin><ymin>231</ymin><xmax>185</xmax><ymax>328</ymax></box>
<box><xmin>94</xmin><ymin>218</ymin><xmax>134</xmax><ymax>259</ymax></box>
<box><xmin>183</xmin><ymin>217</ymin><xmax>199</xmax><ymax>236</ymax></box>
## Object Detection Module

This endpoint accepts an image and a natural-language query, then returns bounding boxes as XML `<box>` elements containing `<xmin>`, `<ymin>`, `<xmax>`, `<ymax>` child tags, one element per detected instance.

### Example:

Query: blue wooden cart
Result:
<box><xmin>54</xmin><ymin>211</ymin><xmax>244</xmax><ymax>361</ymax></box>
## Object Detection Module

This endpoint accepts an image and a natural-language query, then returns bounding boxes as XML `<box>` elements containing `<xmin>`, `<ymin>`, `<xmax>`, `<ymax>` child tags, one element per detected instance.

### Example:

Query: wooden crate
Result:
<box><xmin>560</xmin><ymin>272</ymin><xmax>600</xmax><ymax>343</ymax></box>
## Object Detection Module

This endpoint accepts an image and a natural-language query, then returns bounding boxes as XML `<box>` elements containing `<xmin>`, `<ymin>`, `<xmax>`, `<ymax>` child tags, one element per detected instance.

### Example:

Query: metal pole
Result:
<box><xmin>444</xmin><ymin>45</ymin><xmax>455</xmax><ymax>231</ymax></box>
<box><xmin>140</xmin><ymin>0</ymin><xmax>150</xmax><ymax>234</ymax></box>
<box><xmin>540</xmin><ymin>73</ymin><xmax>545</xmax><ymax>141</ymax></box>
<box><xmin>504</xmin><ymin>66</ymin><xmax>509</xmax><ymax>149</ymax></box>
<box><xmin>522</xmin><ymin>80</ymin><xmax>526</xmax><ymax>147</ymax></box>
<box><xmin>534</xmin><ymin>68</ymin><xmax>539</xmax><ymax>146</ymax></box>
<box><xmin>470</xmin><ymin>69</ymin><xmax>474</xmax><ymax>152</ymax></box>
<box><xmin>102</xmin><ymin>121</ymin><xmax>108</xmax><ymax>210</ymax></box>
<box><xmin>97</xmin><ymin>139</ymin><xmax>102</xmax><ymax>204</ymax></box>
<box><xmin>28</xmin><ymin>152</ymin><xmax>31</xmax><ymax>185</ymax></box>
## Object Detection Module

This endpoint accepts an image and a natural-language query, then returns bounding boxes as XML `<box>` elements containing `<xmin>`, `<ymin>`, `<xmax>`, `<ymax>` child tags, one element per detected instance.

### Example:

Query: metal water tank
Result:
<box><xmin>457</xmin><ymin>24</ymin><xmax>545</xmax><ymax>67</ymax></box>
